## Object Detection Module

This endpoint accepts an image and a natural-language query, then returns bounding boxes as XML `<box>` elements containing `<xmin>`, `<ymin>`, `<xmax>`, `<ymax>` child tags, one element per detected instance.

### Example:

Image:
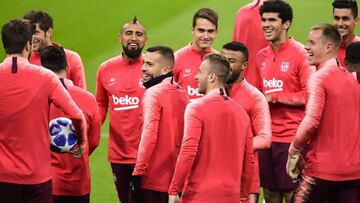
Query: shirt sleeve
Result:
<box><xmin>168</xmin><ymin>104</ymin><xmax>202</xmax><ymax>195</ymax></box>
<box><xmin>240</xmin><ymin>123</ymin><xmax>255</xmax><ymax>201</ymax></box>
<box><xmin>271</xmin><ymin>53</ymin><xmax>315</xmax><ymax>106</ymax></box>
<box><xmin>292</xmin><ymin>74</ymin><xmax>325</xmax><ymax>151</ymax></box>
<box><xmin>87</xmin><ymin>96</ymin><xmax>101</xmax><ymax>155</ymax></box>
<box><xmin>95</xmin><ymin>67</ymin><xmax>109</xmax><ymax>124</ymax></box>
<box><xmin>67</xmin><ymin>52</ymin><xmax>87</xmax><ymax>89</ymax></box>
<box><xmin>251</xmin><ymin>95</ymin><xmax>272</xmax><ymax>150</ymax></box>
<box><xmin>132</xmin><ymin>92</ymin><xmax>162</xmax><ymax>176</ymax></box>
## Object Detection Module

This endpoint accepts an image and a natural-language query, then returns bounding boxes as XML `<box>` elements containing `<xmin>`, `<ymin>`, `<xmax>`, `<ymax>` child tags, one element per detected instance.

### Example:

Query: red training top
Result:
<box><xmin>292</xmin><ymin>58</ymin><xmax>360</xmax><ymax>181</ymax></box>
<box><xmin>132</xmin><ymin>77</ymin><xmax>188</xmax><ymax>192</ymax></box>
<box><xmin>96</xmin><ymin>54</ymin><xmax>145</xmax><ymax>164</ymax></box>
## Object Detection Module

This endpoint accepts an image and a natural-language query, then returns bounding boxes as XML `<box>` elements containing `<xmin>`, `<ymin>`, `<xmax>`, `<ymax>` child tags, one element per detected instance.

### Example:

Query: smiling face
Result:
<box><xmin>120</xmin><ymin>23</ymin><xmax>147</xmax><ymax>59</ymax></box>
<box><xmin>305</xmin><ymin>29</ymin><xmax>327</xmax><ymax>66</ymax></box>
<box><xmin>32</xmin><ymin>23</ymin><xmax>52</xmax><ymax>52</ymax></box>
<box><xmin>221</xmin><ymin>48</ymin><xmax>247</xmax><ymax>84</ymax></box>
<box><xmin>141</xmin><ymin>51</ymin><xmax>166</xmax><ymax>83</ymax></box>
<box><xmin>195</xmin><ymin>60</ymin><xmax>211</xmax><ymax>94</ymax></box>
<box><xmin>191</xmin><ymin>18</ymin><xmax>217</xmax><ymax>52</ymax></box>
<box><xmin>333</xmin><ymin>8</ymin><xmax>359</xmax><ymax>41</ymax></box>
<box><xmin>261</xmin><ymin>12</ymin><xmax>290</xmax><ymax>43</ymax></box>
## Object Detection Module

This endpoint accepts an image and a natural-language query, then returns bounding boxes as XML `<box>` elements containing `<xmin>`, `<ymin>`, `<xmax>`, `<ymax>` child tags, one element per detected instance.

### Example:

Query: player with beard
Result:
<box><xmin>256</xmin><ymin>1</ymin><xmax>315</xmax><ymax>202</ymax></box>
<box><xmin>130</xmin><ymin>46</ymin><xmax>188</xmax><ymax>203</ymax></box>
<box><xmin>168</xmin><ymin>54</ymin><xmax>255</xmax><ymax>203</ymax></box>
<box><xmin>23</xmin><ymin>10</ymin><xmax>87</xmax><ymax>89</ymax></box>
<box><xmin>345</xmin><ymin>41</ymin><xmax>360</xmax><ymax>81</ymax></box>
<box><xmin>222</xmin><ymin>41</ymin><xmax>272</xmax><ymax>203</ymax></box>
<box><xmin>332</xmin><ymin>0</ymin><xmax>360</xmax><ymax>69</ymax></box>
<box><xmin>233</xmin><ymin>0</ymin><xmax>268</xmax><ymax>89</ymax></box>
<box><xmin>173</xmin><ymin>8</ymin><xmax>218</xmax><ymax>101</ymax></box>
<box><xmin>95</xmin><ymin>17</ymin><xmax>147</xmax><ymax>203</ymax></box>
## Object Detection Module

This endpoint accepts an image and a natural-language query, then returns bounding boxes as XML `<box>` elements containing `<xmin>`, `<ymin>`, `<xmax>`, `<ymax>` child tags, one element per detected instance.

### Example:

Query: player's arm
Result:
<box><xmin>132</xmin><ymin>92</ymin><xmax>162</xmax><ymax>176</ymax></box>
<box><xmin>290</xmin><ymin>74</ymin><xmax>325</xmax><ymax>155</ymax></box>
<box><xmin>48</xmin><ymin>73</ymin><xmax>87</xmax><ymax>156</ymax></box>
<box><xmin>168</xmin><ymin>104</ymin><xmax>202</xmax><ymax>196</ymax></box>
<box><xmin>87</xmin><ymin>96</ymin><xmax>101</xmax><ymax>155</ymax></box>
<box><xmin>95</xmin><ymin>67</ymin><xmax>109</xmax><ymax>124</ymax></box>
<box><xmin>68</xmin><ymin>51</ymin><xmax>87</xmax><ymax>89</ymax></box>
<box><xmin>252</xmin><ymin>94</ymin><xmax>272</xmax><ymax>150</ymax></box>
<box><xmin>268</xmin><ymin>52</ymin><xmax>315</xmax><ymax>106</ymax></box>
<box><xmin>240</xmin><ymin>123</ymin><xmax>255</xmax><ymax>201</ymax></box>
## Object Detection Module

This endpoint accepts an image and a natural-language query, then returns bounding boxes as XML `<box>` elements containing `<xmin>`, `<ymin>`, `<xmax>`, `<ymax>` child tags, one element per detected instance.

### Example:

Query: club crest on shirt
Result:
<box><xmin>280</xmin><ymin>61</ymin><xmax>290</xmax><ymax>72</ymax></box>
<box><xmin>183</xmin><ymin>68</ymin><xmax>192</xmax><ymax>77</ymax></box>
<box><xmin>108</xmin><ymin>77</ymin><xmax>117</xmax><ymax>87</ymax></box>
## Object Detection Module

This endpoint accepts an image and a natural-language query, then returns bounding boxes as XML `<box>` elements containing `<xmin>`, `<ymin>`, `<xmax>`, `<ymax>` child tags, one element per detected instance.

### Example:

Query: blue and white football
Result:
<box><xmin>49</xmin><ymin>117</ymin><xmax>78</xmax><ymax>153</ymax></box>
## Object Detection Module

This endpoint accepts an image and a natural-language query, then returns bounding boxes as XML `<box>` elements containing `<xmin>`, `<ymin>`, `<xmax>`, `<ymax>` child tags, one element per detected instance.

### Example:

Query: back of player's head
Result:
<box><xmin>1</xmin><ymin>19</ymin><xmax>34</xmax><ymax>54</ymax></box>
<box><xmin>311</xmin><ymin>23</ymin><xmax>342</xmax><ymax>50</ymax></box>
<box><xmin>345</xmin><ymin>41</ymin><xmax>360</xmax><ymax>64</ymax></box>
<box><xmin>193</xmin><ymin>8</ymin><xmax>218</xmax><ymax>29</ymax></box>
<box><xmin>260</xmin><ymin>0</ymin><xmax>293</xmax><ymax>23</ymax></box>
<box><xmin>23</xmin><ymin>9</ymin><xmax>53</xmax><ymax>32</ymax></box>
<box><xmin>146</xmin><ymin>45</ymin><xmax>174</xmax><ymax>68</ymax></box>
<box><xmin>332</xmin><ymin>0</ymin><xmax>358</xmax><ymax>18</ymax></box>
<box><xmin>204</xmin><ymin>53</ymin><xmax>230</xmax><ymax>84</ymax></box>
<box><xmin>222</xmin><ymin>41</ymin><xmax>249</xmax><ymax>61</ymax></box>
<box><xmin>40</xmin><ymin>45</ymin><xmax>67</xmax><ymax>73</ymax></box>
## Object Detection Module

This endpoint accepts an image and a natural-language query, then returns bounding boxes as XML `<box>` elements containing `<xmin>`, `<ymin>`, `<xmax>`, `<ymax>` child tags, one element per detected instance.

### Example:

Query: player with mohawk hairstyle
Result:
<box><xmin>95</xmin><ymin>16</ymin><xmax>148</xmax><ymax>203</ymax></box>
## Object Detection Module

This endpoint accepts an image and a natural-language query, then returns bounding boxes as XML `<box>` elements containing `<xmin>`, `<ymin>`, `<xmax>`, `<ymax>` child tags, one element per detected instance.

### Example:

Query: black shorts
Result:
<box><xmin>258</xmin><ymin>142</ymin><xmax>299</xmax><ymax>191</ymax></box>
<box><xmin>293</xmin><ymin>174</ymin><xmax>360</xmax><ymax>203</ymax></box>
<box><xmin>53</xmin><ymin>193</ymin><xmax>89</xmax><ymax>203</ymax></box>
<box><xmin>0</xmin><ymin>179</ymin><xmax>52</xmax><ymax>203</ymax></box>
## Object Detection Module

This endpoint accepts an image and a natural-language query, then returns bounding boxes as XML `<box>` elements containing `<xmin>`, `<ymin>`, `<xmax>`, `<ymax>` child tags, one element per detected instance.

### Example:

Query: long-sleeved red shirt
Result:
<box><xmin>233</xmin><ymin>0</ymin><xmax>268</xmax><ymax>89</ymax></box>
<box><xmin>50</xmin><ymin>79</ymin><xmax>100</xmax><ymax>195</ymax></box>
<box><xmin>168</xmin><ymin>88</ymin><xmax>255</xmax><ymax>203</ymax></box>
<box><xmin>292</xmin><ymin>58</ymin><xmax>360</xmax><ymax>181</ymax></box>
<box><xmin>337</xmin><ymin>35</ymin><xmax>360</xmax><ymax>68</ymax></box>
<box><xmin>230</xmin><ymin>79</ymin><xmax>272</xmax><ymax>194</ymax></box>
<box><xmin>0</xmin><ymin>57</ymin><xmax>84</xmax><ymax>184</ymax></box>
<box><xmin>173</xmin><ymin>44</ymin><xmax>216</xmax><ymax>101</ymax></box>
<box><xmin>96</xmin><ymin>55</ymin><xmax>145</xmax><ymax>164</ymax></box>
<box><xmin>256</xmin><ymin>37</ymin><xmax>315</xmax><ymax>143</ymax></box>
<box><xmin>29</xmin><ymin>43</ymin><xmax>87</xmax><ymax>89</ymax></box>
<box><xmin>132</xmin><ymin>77</ymin><xmax>188</xmax><ymax>192</ymax></box>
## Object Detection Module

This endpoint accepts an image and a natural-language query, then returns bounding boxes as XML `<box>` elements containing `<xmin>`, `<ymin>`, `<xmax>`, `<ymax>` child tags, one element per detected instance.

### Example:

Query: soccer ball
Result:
<box><xmin>49</xmin><ymin>117</ymin><xmax>78</xmax><ymax>153</ymax></box>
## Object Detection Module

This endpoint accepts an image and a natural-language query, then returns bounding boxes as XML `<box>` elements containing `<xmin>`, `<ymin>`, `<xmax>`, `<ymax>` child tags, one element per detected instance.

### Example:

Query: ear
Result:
<box><xmin>162</xmin><ymin>66</ymin><xmax>171</xmax><ymax>74</ymax></box>
<box><xmin>283</xmin><ymin>20</ymin><xmax>291</xmax><ymax>31</ymax></box>
<box><xmin>355</xmin><ymin>16</ymin><xmax>359</xmax><ymax>26</ymax></box>
<box><xmin>325</xmin><ymin>42</ymin><xmax>334</xmax><ymax>54</ymax></box>
<box><xmin>242</xmin><ymin>61</ymin><xmax>248</xmax><ymax>71</ymax></box>
<box><xmin>23</xmin><ymin>41</ymin><xmax>31</xmax><ymax>57</ymax></box>
<box><xmin>46</xmin><ymin>27</ymin><xmax>53</xmax><ymax>38</ymax></box>
<box><xmin>207</xmin><ymin>72</ymin><xmax>216</xmax><ymax>83</ymax></box>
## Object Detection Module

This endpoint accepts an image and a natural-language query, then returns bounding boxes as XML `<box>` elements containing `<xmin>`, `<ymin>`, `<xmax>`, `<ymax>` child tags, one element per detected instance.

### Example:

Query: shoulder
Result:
<box><xmin>174</xmin><ymin>45</ymin><xmax>190</xmax><ymax>59</ymax></box>
<box><xmin>64</xmin><ymin>48</ymin><xmax>81</xmax><ymax>59</ymax></box>
<box><xmin>98</xmin><ymin>55</ymin><xmax>122</xmax><ymax>72</ymax></box>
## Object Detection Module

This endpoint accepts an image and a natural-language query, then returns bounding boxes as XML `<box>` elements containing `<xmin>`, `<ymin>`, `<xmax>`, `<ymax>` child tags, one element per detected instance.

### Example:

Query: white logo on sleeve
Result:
<box><xmin>263</xmin><ymin>78</ymin><xmax>284</xmax><ymax>94</ymax></box>
<box><xmin>112</xmin><ymin>95</ymin><xmax>140</xmax><ymax>111</ymax></box>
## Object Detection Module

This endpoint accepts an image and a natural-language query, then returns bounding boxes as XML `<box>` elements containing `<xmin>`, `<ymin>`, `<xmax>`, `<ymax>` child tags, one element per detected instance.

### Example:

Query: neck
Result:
<box><xmin>7</xmin><ymin>53</ymin><xmax>28</xmax><ymax>59</ymax></box>
<box><xmin>342</xmin><ymin>34</ymin><xmax>355</xmax><ymax>46</ymax></box>
<box><xmin>271</xmin><ymin>34</ymin><xmax>288</xmax><ymax>51</ymax></box>
<box><xmin>206</xmin><ymin>84</ymin><xmax>225</xmax><ymax>94</ymax></box>
<box><xmin>191</xmin><ymin>42</ymin><xmax>211</xmax><ymax>53</ymax></box>
<box><xmin>56</xmin><ymin>70</ymin><xmax>67</xmax><ymax>78</ymax></box>
<box><xmin>122</xmin><ymin>52</ymin><xmax>140</xmax><ymax>61</ymax></box>
<box><xmin>235</xmin><ymin>75</ymin><xmax>244</xmax><ymax>83</ymax></box>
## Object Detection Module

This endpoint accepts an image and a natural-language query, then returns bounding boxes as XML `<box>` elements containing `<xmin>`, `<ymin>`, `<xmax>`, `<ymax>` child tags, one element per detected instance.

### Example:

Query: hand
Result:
<box><xmin>265</xmin><ymin>94</ymin><xmax>273</xmax><ymax>103</ymax></box>
<box><xmin>168</xmin><ymin>195</ymin><xmax>180</xmax><ymax>203</ymax></box>
<box><xmin>130</xmin><ymin>176</ymin><xmax>144</xmax><ymax>203</ymax></box>
<box><xmin>286</xmin><ymin>144</ymin><xmax>305</xmax><ymax>182</ymax></box>
<box><xmin>72</xmin><ymin>113</ymin><xmax>87</xmax><ymax>157</ymax></box>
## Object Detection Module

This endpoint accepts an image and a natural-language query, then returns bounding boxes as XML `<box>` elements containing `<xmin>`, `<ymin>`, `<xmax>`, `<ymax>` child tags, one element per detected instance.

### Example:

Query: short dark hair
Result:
<box><xmin>260</xmin><ymin>0</ymin><xmax>293</xmax><ymax>24</ymax></box>
<box><xmin>311</xmin><ymin>23</ymin><xmax>342</xmax><ymax>50</ymax></box>
<box><xmin>40</xmin><ymin>45</ymin><xmax>67</xmax><ymax>73</ymax></box>
<box><xmin>222</xmin><ymin>41</ymin><xmax>249</xmax><ymax>61</ymax></box>
<box><xmin>193</xmin><ymin>8</ymin><xmax>218</xmax><ymax>29</ymax></box>
<box><xmin>345</xmin><ymin>41</ymin><xmax>360</xmax><ymax>64</ymax></box>
<box><xmin>1</xmin><ymin>19</ymin><xmax>34</xmax><ymax>54</ymax></box>
<box><xmin>23</xmin><ymin>9</ymin><xmax>53</xmax><ymax>32</ymax></box>
<box><xmin>121</xmin><ymin>16</ymin><xmax>146</xmax><ymax>34</ymax></box>
<box><xmin>332</xmin><ymin>0</ymin><xmax>358</xmax><ymax>18</ymax></box>
<box><xmin>204</xmin><ymin>53</ymin><xmax>231</xmax><ymax>84</ymax></box>
<box><xmin>146</xmin><ymin>45</ymin><xmax>174</xmax><ymax>68</ymax></box>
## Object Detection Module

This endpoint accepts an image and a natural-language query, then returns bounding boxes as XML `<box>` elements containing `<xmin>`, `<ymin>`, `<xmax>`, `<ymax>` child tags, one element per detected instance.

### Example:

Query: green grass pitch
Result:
<box><xmin>0</xmin><ymin>0</ymin><xmax>354</xmax><ymax>202</ymax></box>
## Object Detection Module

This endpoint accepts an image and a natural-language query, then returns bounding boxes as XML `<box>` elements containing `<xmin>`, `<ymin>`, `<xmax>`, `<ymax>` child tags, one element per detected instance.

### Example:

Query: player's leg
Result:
<box><xmin>292</xmin><ymin>175</ymin><xmax>328</xmax><ymax>203</ymax></box>
<box><xmin>21</xmin><ymin>179</ymin><xmax>52</xmax><ymax>203</ymax></box>
<box><xmin>327</xmin><ymin>180</ymin><xmax>360</xmax><ymax>203</ymax></box>
<box><xmin>141</xmin><ymin>189</ymin><xmax>168</xmax><ymax>203</ymax></box>
<box><xmin>111</xmin><ymin>163</ymin><xmax>134</xmax><ymax>203</ymax></box>
<box><xmin>0</xmin><ymin>182</ymin><xmax>22</xmax><ymax>203</ymax></box>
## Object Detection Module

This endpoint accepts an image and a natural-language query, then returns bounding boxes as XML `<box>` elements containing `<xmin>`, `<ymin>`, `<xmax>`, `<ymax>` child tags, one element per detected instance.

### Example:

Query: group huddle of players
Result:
<box><xmin>1</xmin><ymin>0</ymin><xmax>360</xmax><ymax>203</ymax></box>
